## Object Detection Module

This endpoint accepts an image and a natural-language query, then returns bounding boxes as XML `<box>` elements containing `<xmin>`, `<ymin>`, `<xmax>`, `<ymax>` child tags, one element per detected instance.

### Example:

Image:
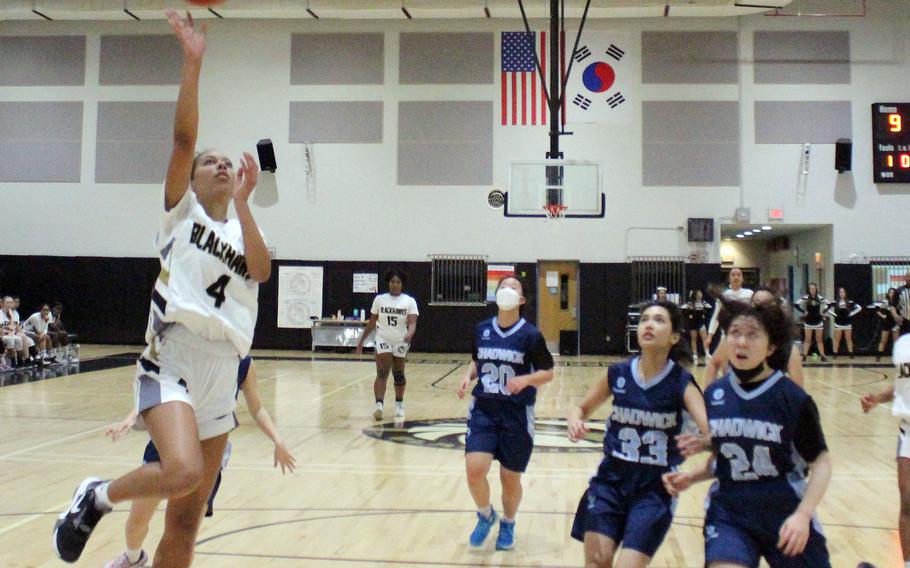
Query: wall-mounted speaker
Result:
<box><xmin>257</xmin><ymin>139</ymin><xmax>277</xmax><ymax>173</ymax></box>
<box><xmin>835</xmin><ymin>138</ymin><xmax>852</xmax><ymax>173</ymax></box>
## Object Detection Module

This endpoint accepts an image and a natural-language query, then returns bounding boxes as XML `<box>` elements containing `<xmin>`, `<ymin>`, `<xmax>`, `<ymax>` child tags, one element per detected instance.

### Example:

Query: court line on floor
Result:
<box><xmin>310</xmin><ymin>375</ymin><xmax>374</xmax><ymax>402</ymax></box>
<box><xmin>814</xmin><ymin>378</ymin><xmax>893</xmax><ymax>410</ymax></box>
<box><xmin>430</xmin><ymin>363</ymin><xmax>466</xmax><ymax>389</ymax></box>
<box><xmin>194</xmin><ymin>550</ymin><xmax>577</xmax><ymax>568</ymax></box>
<box><xmin>0</xmin><ymin>499</ymin><xmax>70</xmax><ymax>537</ymax></box>
<box><xmin>0</xmin><ymin>423</ymin><xmax>110</xmax><ymax>461</ymax></box>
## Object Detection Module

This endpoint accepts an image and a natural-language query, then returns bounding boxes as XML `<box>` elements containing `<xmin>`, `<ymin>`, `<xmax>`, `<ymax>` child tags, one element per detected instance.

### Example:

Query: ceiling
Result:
<box><xmin>1</xmin><ymin>0</ymin><xmax>794</xmax><ymax>22</ymax></box>
<box><xmin>720</xmin><ymin>223</ymin><xmax>830</xmax><ymax>241</ymax></box>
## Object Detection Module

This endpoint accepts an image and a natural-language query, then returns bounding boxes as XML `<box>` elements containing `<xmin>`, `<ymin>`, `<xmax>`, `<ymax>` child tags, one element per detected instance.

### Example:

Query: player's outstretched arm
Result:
<box><xmin>105</xmin><ymin>408</ymin><xmax>139</xmax><ymax>442</ymax></box>
<box><xmin>233</xmin><ymin>152</ymin><xmax>271</xmax><ymax>282</ymax></box>
<box><xmin>240</xmin><ymin>362</ymin><xmax>296</xmax><ymax>473</ymax></box>
<box><xmin>861</xmin><ymin>385</ymin><xmax>895</xmax><ymax>412</ymax></box>
<box><xmin>567</xmin><ymin>373</ymin><xmax>612</xmax><ymax>442</ymax></box>
<box><xmin>704</xmin><ymin>341</ymin><xmax>728</xmax><ymax>384</ymax></box>
<box><xmin>456</xmin><ymin>360</ymin><xmax>477</xmax><ymax>399</ymax></box>
<box><xmin>163</xmin><ymin>9</ymin><xmax>206</xmax><ymax>211</ymax></box>
<box><xmin>356</xmin><ymin>314</ymin><xmax>379</xmax><ymax>355</ymax></box>
<box><xmin>662</xmin><ymin>457</ymin><xmax>714</xmax><ymax>496</ymax></box>
<box><xmin>778</xmin><ymin>451</ymin><xmax>832</xmax><ymax>557</ymax></box>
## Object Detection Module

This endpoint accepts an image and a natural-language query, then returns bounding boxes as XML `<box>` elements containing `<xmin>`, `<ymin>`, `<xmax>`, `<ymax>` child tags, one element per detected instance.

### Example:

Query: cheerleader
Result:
<box><xmin>861</xmin><ymin>334</ymin><xmax>910</xmax><ymax>568</ymax></box>
<box><xmin>684</xmin><ymin>289</ymin><xmax>711</xmax><ymax>366</ymax></box>
<box><xmin>825</xmin><ymin>287</ymin><xmax>861</xmax><ymax>358</ymax></box>
<box><xmin>872</xmin><ymin>288</ymin><xmax>901</xmax><ymax>361</ymax></box>
<box><xmin>795</xmin><ymin>283</ymin><xmax>829</xmax><ymax>362</ymax></box>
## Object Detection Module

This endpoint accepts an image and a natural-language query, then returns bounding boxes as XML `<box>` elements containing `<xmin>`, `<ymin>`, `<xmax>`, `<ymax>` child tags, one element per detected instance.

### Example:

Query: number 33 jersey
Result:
<box><xmin>601</xmin><ymin>358</ymin><xmax>696</xmax><ymax>471</ymax></box>
<box><xmin>145</xmin><ymin>189</ymin><xmax>261</xmax><ymax>357</ymax></box>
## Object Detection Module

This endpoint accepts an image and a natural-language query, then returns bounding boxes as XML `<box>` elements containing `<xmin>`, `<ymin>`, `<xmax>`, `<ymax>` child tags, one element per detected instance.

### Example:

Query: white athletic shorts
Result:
<box><xmin>899</xmin><ymin>423</ymin><xmax>910</xmax><ymax>460</ymax></box>
<box><xmin>375</xmin><ymin>336</ymin><xmax>410</xmax><ymax>358</ymax></box>
<box><xmin>133</xmin><ymin>324</ymin><xmax>240</xmax><ymax>440</ymax></box>
<box><xmin>1</xmin><ymin>335</ymin><xmax>21</xmax><ymax>350</ymax></box>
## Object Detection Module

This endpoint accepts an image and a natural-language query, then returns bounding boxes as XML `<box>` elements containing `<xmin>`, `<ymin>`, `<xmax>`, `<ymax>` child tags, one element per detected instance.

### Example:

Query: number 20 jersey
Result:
<box><xmin>145</xmin><ymin>189</ymin><xmax>260</xmax><ymax>357</ymax></box>
<box><xmin>601</xmin><ymin>358</ymin><xmax>695</xmax><ymax>471</ymax></box>
<box><xmin>705</xmin><ymin>371</ymin><xmax>811</xmax><ymax>504</ymax></box>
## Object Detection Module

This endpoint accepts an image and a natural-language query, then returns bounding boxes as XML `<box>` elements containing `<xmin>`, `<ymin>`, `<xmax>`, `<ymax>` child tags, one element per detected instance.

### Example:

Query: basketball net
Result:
<box><xmin>543</xmin><ymin>204</ymin><xmax>568</xmax><ymax>221</ymax></box>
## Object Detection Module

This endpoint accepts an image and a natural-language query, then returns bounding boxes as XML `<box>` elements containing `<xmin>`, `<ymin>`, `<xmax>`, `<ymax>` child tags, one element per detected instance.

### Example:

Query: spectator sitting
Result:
<box><xmin>49</xmin><ymin>302</ymin><xmax>76</xmax><ymax>361</ymax></box>
<box><xmin>1</xmin><ymin>296</ymin><xmax>33</xmax><ymax>367</ymax></box>
<box><xmin>23</xmin><ymin>304</ymin><xmax>56</xmax><ymax>363</ymax></box>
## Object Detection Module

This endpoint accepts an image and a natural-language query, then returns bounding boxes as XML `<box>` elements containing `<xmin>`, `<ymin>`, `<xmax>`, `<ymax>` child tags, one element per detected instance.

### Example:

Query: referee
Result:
<box><xmin>895</xmin><ymin>270</ymin><xmax>910</xmax><ymax>336</ymax></box>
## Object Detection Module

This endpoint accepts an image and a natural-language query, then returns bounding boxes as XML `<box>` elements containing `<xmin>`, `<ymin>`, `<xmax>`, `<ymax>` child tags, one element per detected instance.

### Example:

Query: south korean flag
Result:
<box><xmin>565</xmin><ymin>32</ymin><xmax>636</xmax><ymax>124</ymax></box>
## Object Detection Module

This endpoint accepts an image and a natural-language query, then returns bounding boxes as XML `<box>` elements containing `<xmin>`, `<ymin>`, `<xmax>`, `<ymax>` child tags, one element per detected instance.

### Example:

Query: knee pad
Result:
<box><xmin>393</xmin><ymin>371</ymin><xmax>406</xmax><ymax>386</ymax></box>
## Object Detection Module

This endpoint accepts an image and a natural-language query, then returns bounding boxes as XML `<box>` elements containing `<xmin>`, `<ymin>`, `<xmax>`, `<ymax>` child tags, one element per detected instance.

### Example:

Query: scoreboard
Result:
<box><xmin>872</xmin><ymin>103</ymin><xmax>910</xmax><ymax>183</ymax></box>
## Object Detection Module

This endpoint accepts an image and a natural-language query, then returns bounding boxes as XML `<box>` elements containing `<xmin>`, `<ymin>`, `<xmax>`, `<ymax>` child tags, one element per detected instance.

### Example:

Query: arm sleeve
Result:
<box><xmin>707</xmin><ymin>301</ymin><xmax>722</xmax><ymax>334</ymax></box>
<box><xmin>408</xmin><ymin>296</ymin><xmax>419</xmax><ymax>316</ymax></box>
<box><xmin>849</xmin><ymin>302</ymin><xmax>861</xmax><ymax>317</ymax></box>
<box><xmin>794</xmin><ymin>297</ymin><xmax>807</xmax><ymax>314</ymax></box>
<box><xmin>528</xmin><ymin>333</ymin><xmax>554</xmax><ymax>370</ymax></box>
<box><xmin>793</xmin><ymin>397</ymin><xmax>828</xmax><ymax>464</ymax></box>
<box><xmin>370</xmin><ymin>295</ymin><xmax>380</xmax><ymax>315</ymax></box>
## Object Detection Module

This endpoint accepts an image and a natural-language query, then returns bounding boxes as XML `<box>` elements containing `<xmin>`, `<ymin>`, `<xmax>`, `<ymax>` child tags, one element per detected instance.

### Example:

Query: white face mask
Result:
<box><xmin>496</xmin><ymin>287</ymin><xmax>521</xmax><ymax>311</ymax></box>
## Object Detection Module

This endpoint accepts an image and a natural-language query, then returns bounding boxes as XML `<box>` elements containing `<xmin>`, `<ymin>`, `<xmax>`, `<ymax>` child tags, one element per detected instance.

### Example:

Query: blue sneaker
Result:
<box><xmin>495</xmin><ymin>519</ymin><xmax>515</xmax><ymax>550</ymax></box>
<box><xmin>469</xmin><ymin>508</ymin><xmax>497</xmax><ymax>547</ymax></box>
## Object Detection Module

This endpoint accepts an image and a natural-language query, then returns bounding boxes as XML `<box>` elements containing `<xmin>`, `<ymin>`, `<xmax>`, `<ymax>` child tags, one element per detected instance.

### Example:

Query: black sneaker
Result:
<box><xmin>53</xmin><ymin>477</ymin><xmax>111</xmax><ymax>563</ymax></box>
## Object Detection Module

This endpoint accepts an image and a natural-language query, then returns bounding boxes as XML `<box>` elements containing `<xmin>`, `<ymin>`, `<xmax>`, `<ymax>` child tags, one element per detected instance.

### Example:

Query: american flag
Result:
<box><xmin>500</xmin><ymin>31</ymin><xmax>564</xmax><ymax>127</ymax></box>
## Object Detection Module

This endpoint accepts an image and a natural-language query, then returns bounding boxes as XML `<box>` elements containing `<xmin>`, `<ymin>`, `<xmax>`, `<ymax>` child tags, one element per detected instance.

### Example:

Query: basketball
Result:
<box><xmin>186</xmin><ymin>0</ymin><xmax>224</xmax><ymax>6</ymax></box>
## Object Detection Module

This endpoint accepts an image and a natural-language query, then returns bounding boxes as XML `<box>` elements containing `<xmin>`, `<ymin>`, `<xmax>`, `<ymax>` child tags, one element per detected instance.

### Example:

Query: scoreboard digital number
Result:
<box><xmin>872</xmin><ymin>102</ymin><xmax>910</xmax><ymax>183</ymax></box>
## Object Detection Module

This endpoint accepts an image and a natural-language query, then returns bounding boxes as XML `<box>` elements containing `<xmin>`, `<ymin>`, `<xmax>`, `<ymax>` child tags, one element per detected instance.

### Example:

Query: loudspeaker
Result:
<box><xmin>256</xmin><ymin>139</ymin><xmax>277</xmax><ymax>172</ymax></box>
<box><xmin>835</xmin><ymin>138</ymin><xmax>852</xmax><ymax>173</ymax></box>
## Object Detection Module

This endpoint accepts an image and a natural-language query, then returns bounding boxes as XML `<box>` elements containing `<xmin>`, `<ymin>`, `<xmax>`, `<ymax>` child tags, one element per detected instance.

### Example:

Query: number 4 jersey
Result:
<box><xmin>601</xmin><ymin>357</ymin><xmax>696</xmax><ymax>471</ymax></box>
<box><xmin>145</xmin><ymin>189</ymin><xmax>261</xmax><ymax>357</ymax></box>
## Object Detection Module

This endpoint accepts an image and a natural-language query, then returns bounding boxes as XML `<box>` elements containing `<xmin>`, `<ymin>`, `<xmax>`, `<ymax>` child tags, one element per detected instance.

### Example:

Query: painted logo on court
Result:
<box><xmin>363</xmin><ymin>418</ymin><xmax>605</xmax><ymax>453</ymax></box>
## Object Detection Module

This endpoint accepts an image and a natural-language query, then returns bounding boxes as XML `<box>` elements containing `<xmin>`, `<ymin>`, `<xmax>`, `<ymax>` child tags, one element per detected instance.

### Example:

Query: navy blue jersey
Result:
<box><xmin>706</xmin><ymin>371</ymin><xmax>819</xmax><ymax>505</ymax></box>
<box><xmin>600</xmin><ymin>357</ymin><xmax>696</xmax><ymax>470</ymax></box>
<box><xmin>471</xmin><ymin>317</ymin><xmax>553</xmax><ymax>406</ymax></box>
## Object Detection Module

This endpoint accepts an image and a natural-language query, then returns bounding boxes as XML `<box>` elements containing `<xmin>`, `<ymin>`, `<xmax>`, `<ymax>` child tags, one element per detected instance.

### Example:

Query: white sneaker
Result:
<box><xmin>395</xmin><ymin>402</ymin><xmax>405</xmax><ymax>418</ymax></box>
<box><xmin>373</xmin><ymin>401</ymin><xmax>383</xmax><ymax>421</ymax></box>
<box><xmin>104</xmin><ymin>550</ymin><xmax>148</xmax><ymax>568</ymax></box>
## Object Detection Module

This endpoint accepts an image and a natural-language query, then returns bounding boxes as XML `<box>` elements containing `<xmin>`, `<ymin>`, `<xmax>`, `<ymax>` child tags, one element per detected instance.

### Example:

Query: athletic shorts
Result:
<box><xmin>898</xmin><ymin>423</ymin><xmax>910</xmax><ymax>460</ymax></box>
<box><xmin>143</xmin><ymin>439</ymin><xmax>232</xmax><ymax>470</ymax></box>
<box><xmin>133</xmin><ymin>324</ymin><xmax>240</xmax><ymax>440</ymax></box>
<box><xmin>704</xmin><ymin>493</ymin><xmax>830</xmax><ymax>568</ymax></box>
<box><xmin>465</xmin><ymin>397</ymin><xmax>535</xmax><ymax>473</ymax></box>
<box><xmin>832</xmin><ymin>323</ymin><xmax>852</xmax><ymax>330</ymax></box>
<box><xmin>375</xmin><ymin>337</ymin><xmax>409</xmax><ymax>357</ymax></box>
<box><xmin>570</xmin><ymin>462</ymin><xmax>676</xmax><ymax>557</ymax></box>
<box><xmin>803</xmin><ymin>321</ymin><xmax>824</xmax><ymax>330</ymax></box>
<box><xmin>1</xmin><ymin>335</ymin><xmax>21</xmax><ymax>350</ymax></box>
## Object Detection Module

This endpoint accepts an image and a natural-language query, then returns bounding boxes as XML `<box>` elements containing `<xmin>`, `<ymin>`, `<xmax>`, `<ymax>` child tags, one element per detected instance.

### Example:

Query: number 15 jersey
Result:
<box><xmin>145</xmin><ymin>189</ymin><xmax>260</xmax><ymax>357</ymax></box>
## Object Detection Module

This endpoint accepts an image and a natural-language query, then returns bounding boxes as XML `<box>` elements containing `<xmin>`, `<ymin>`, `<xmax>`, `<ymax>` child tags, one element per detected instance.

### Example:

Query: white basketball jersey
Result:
<box><xmin>371</xmin><ymin>293</ymin><xmax>419</xmax><ymax>342</ymax></box>
<box><xmin>145</xmin><ymin>189</ymin><xmax>260</xmax><ymax>357</ymax></box>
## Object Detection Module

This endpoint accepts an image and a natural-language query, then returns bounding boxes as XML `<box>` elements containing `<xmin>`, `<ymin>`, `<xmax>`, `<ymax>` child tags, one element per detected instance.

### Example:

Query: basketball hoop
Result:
<box><xmin>543</xmin><ymin>204</ymin><xmax>568</xmax><ymax>220</ymax></box>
